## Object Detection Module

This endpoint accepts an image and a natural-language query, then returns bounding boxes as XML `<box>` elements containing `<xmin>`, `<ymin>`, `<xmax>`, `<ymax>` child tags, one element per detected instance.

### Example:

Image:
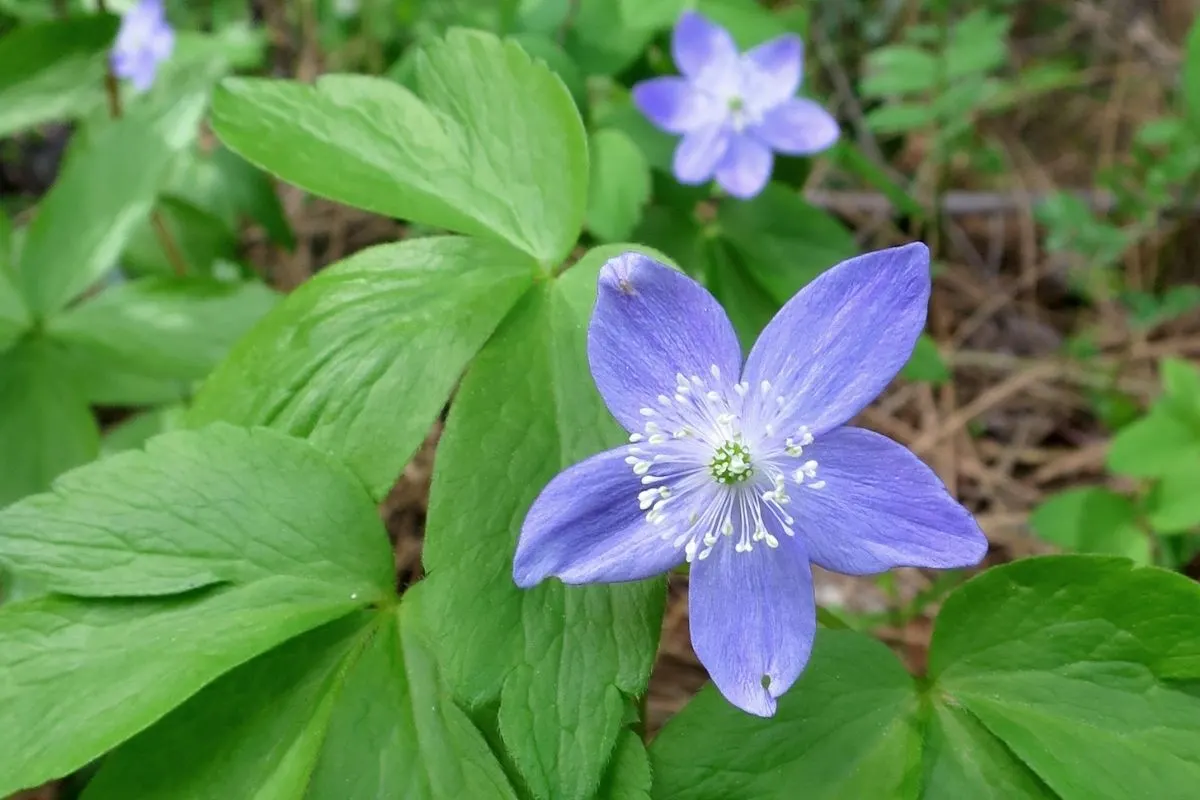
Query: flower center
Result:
<box><xmin>624</xmin><ymin>364</ymin><xmax>827</xmax><ymax>561</ymax></box>
<box><xmin>710</xmin><ymin>439</ymin><xmax>753</xmax><ymax>484</ymax></box>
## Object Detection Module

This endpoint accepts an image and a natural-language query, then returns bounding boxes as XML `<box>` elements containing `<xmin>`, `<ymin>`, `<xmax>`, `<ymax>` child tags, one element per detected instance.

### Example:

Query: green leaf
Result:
<box><xmin>565</xmin><ymin>0</ymin><xmax>659</xmax><ymax>76</ymax></box>
<box><xmin>306</xmin><ymin>596</ymin><xmax>517</xmax><ymax>798</ymax></box>
<box><xmin>1161</xmin><ymin>357</ymin><xmax>1200</xmax><ymax>419</ymax></box>
<box><xmin>67</xmin><ymin>353</ymin><xmax>192</xmax><ymax>408</ymax></box>
<box><xmin>717</xmin><ymin>185</ymin><xmax>857</xmax><ymax>304</ymax></box>
<box><xmin>0</xmin><ymin>14</ymin><xmax>118</xmax><ymax>138</ymax></box>
<box><xmin>930</xmin><ymin>557</ymin><xmax>1200</xmax><ymax>797</ymax></box>
<box><xmin>188</xmin><ymin>236</ymin><xmax>535</xmax><ymax>500</ymax></box>
<box><xmin>0</xmin><ymin>577</ymin><xmax>366</xmax><ymax>797</ymax></box>
<box><xmin>587</xmin><ymin>129</ymin><xmax>652</xmax><ymax>242</ymax></box>
<box><xmin>120</xmin><ymin>197</ymin><xmax>239</xmax><ymax>277</ymax></box>
<box><xmin>211</xmin><ymin>29</ymin><xmax>587</xmax><ymax>264</ymax></box>
<box><xmin>596</xmin><ymin>98</ymin><xmax>676</xmax><ymax>174</ymax></box>
<box><xmin>1146</xmin><ymin>470</ymin><xmax>1200</xmax><ymax>534</ymax></box>
<box><xmin>701</xmin><ymin>236</ymin><xmax>777</xmax><ymax>351</ymax></box>
<box><xmin>86</xmin><ymin>596</ymin><xmax>517</xmax><ymax>800</ymax></box>
<box><xmin>865</xmin><ymin>102</ymin><xmax>940</xmax><ymax>134</ymax></box>
<box><xmin>597</xmin><ymin>730</ymin><xmax>652</xmax><ymax>800</ymax></box>
<box><xmin>47</xmin><ymin>277</ymin><xmax>278</xmax><ymax>382</ymax></box>
<box><xmin>413</xmin><ymin>28</ymin><xmax>587</xmax><ymax>261</ymax></box>
<box><xmin>945</xmin><ymin>10</ymin><xmax>1010</xmax><ymax>80</ymax></box>
<box><xmin>508</xmin><ymin>33</ymin><xmax>587</xmax><ymax>110</ymax></box>
<box><xmin>1029</xmin><ymin>487</ymin><xmax>1150</xmax><ymax>562</ymax></box>
<box><xmin>1185</xmin><ymin>14</ymin><xmax>1200</xmax><ymax>127</ymax></box>
<box><xmin>421</xmin><ymin>245</ymin><xmax>666</xmax><ymax>800</ymax></box>
<box><xmin>100</xmin><ymin>405</ymin><xmax>186</xmax><ymax>458</ymax></box>
<box><xmin>0</xmin><ymin>256</ymin><xmax>30</xmax><ymax>352</ymax></box>
<box><xmin>0</xmin><ymin>339</ymin><xmax>99</xmax><ymax>507</ymax></box>
<box><xmin>861</xmin><ymin>45</ymin><xmax>939</xmax><ymax>96</ymax></box>
<box><xmin>159</xmin><ymin>146</ymin><xmax>294</xmax><ymax>250</ymax></box>
<box><xmin>617</xmin><ymin>0</ymin><xmax>685</xmax><ymax>31</ymax></box>
<box><xmin>14</xmin><ymin>84</ymin><xmax>209</xmax><ymax>315</ymax></box>
<box><xmin>0</xmin><ymin>423</ymin><xmax>393</xmax><ymax>600</ymax></box>
<box><xmin>899</xmin><ymin>334</ymin><xmax>950</xmax><ymax>384</ymax></box>
<box><xmin>83</xmin><ymin>613</ymin><xmax>373</xmax><ymax>800</ymax></box>
<box><xmin>651</xmin><ymin>556</ymin><xmax>1200</xmax><ymax>799</ymax></box>
<box><xmin>696</xmin><ymin>0</ymin><xmax>791</xmax><ymax>49</ymax></box>
<box><xmin>0</xmin><ymin>206</ymin><xmax>11</xmax><ymax>268</ymax></box>
<box><xmin>651</xmin><ymin>631</ymin><xmax>920</xmax><ymax>798</ymax></box>
<box><xmin>1107</xmin><ymin>408</ymin><xmax>1200</xmax><ymax>478</ymax></box>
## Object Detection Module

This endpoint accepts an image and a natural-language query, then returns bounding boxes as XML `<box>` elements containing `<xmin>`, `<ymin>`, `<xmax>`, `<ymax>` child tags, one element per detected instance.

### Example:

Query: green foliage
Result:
<box><xmin>1030</xmin><ymin>487</ymin><xmax>1150</xmax><ymax>563</ymax></box>
<box><xmin>211</xmin><ymin>29</ymin><xmax>588</xmax><ymax>265</ymax></box>
<box><xmin>0</xmin><ymin>339</ymin><xmax>100</xmax><ymax>507</ymax></box>
<box><xmin>188</xmin><ymin>236</ymin><xmax>536</xmax><ymax>500</ymax></box>
<box><xmin>650</xmin><ymin>557</ymin><xmax>1200</xmax><ymax>798</ymax></box>
<box><xmin>48</xmin><ymin>277</ymin><xmax>277</xmax><ymax>381</ymax></box>
<box><xmin>0</xmin><ymin>422</ymin><xmax>515</xmax><ymax>797</ymax></box>
<box><xmin>1033</xmin><ymin>359</ymin><xmax>1199</xmax><ymax>568</ymax></box>
<box><xmin>14</xmin><ymin>84</ymin><xmax>206</xmax><ymax>315</ymax></box>
<box><xmin>587</xmin><ymin>128</ymin><xmax>652</xmax><ymax>242</ymax></box>
<box><xmin>420</xmin><ymin>245</ymin><xmax>667</xmax><ymax>800</ymax></box>
<box><xmin>859</xmin><ymin>9</ymin><xmax>1074</xmax><ymax>173</ymax></box>
<box><xmin>0</xmin><ymin>13</ymin><xmax>118</xmax><ymax>138</ymax></box>
<box><xmin>83</xmin><ymin>595</ymin><xmax>518</xmax><ymax>800</ymax></box>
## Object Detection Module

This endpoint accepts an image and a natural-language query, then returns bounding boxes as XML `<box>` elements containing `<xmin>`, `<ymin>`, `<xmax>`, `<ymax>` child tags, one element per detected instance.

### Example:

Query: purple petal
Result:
<box><xmin>751</xmin><ymin>98</ymin><xmax>840</xmax><ymax>155</ymax></box>
<box><xmin>632</xmin><ymin>77</ymin><xmax>719</xmax><ymax>135</ymax></box>
<box><xmin>689</xmin><ymin>535</ymin><xmax>816</xmax><ymax>717</ymax></box>
<box><xmin>797</xmin><ymin>427</ymin><xmax>988</xmax><ymax>574</ymax></box>
<box><xmin>588</xmin><ymin>252</ymin><xmax>742</xmax><ymax>432</ymax></box>
<box><xmin>714</xmin><ymin>134</ymin><xmax>773</xmax><ymax>199</ymax></box>
<box><xmin>149</xmin><ymin>26</ymin><xmax>175</xmax><ymax>61</ymax></box>
<box><xmin>673</xmin><ymin>123</ymin><xmax>731</xmax><ymax>184</ymax></box>
<box><xmin>740</xmin><ymin>35</ymin><xmax>803</xmax><ymax>111</ymax></box>
<box><xmin>514</xmin><ymin>445</ymin><xmax>687</xmax><ymax>586</ymax></box>
<box><xmin>672</xmin><ymin>11</ymin><xmax>738</xmax><ymax>81</ymax></box>
<box><xmin>743</xmin><ymin>243</ymin><xmax>931</xmax><ymax>437</ymax></box>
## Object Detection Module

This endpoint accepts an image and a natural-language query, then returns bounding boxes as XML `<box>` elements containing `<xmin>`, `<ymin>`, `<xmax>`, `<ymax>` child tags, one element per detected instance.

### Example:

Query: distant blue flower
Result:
<box><xmin>111</xmin><ymin>0</ymin><xmax>175</xmax><ymax>93</ymax></box>
<box><xmin>513</xmin><ymin>244</ymin><xmax>986</xmax><ymax>717</ymax></box>
<box><xmin>632</xmin><ymin>11</ymin><xmax>839</xmax><ymax>199</ymax></box>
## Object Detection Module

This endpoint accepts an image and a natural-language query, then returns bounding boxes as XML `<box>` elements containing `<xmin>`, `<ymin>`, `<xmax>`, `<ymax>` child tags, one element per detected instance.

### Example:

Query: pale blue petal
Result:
<box><xmin>632</xmin><ymin>77</ymin><xmax>720</xmax><ymax>135</ymax></box>
<box><xmin>673</xmin><ymin>123</ymin><xmax>732</xmax><ymax>184</ymax></box>
<box><xmin>689</xmin><ymin>533</ymin><xmax>815</xmax><ymax>717</ymax></box>
<box><xmin>794</xmin><ymin>427</ymin><xmax>988</xmax><ymax>574</ymax></box>
<box><xmin>714</xmin><ymin>134</ymin><xmax>773</xmax><ymax>199</ymax></box>
<box><xmin>588</xmin><ymin>252</ymin><xmax>742</xmax><ymax>432</ymax></box>
<box><xmin>149</xmin><ymin>26</ymin><xmax>175</xmax><ymax>61</ymax></box>
<box><xmin>514</xmin><ymin>445</ymin><xmax>689</xmax><ymax>587</ymax></box>
<box><xmin>751</xmin><ymin>98</ymin><xmax>840</xmax><ymax>155</ymax></box>
<box><xmin>672</xmin><ymin>11</ymin><xmax>738</xmax><ymax>81</ymax></box>
<box><xmin>743</xmin><ymin>243</ymin><xmax>931</xmax><ymax>437</ymax></box>
<box><xmin>112</xmin><ymin>0</ymin><xmax>174</xmax><ymax>92</ymax></box>
<box><xmin>740</xmin><ymin>35</ymin><xmax>803</xmax><ymax>112</ymax></box>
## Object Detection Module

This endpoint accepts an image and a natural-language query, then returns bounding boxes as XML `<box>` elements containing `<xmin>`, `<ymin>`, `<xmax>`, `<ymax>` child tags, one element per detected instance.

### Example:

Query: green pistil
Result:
<box><xmin>728</xmin><ymin>96</ymin><xmax>745</xmax><ymax>113</ymax></box>
<box><xmin>710</xmin><ymin>440</ymin><xmax>753</xmax><ymax>484</ymax></box>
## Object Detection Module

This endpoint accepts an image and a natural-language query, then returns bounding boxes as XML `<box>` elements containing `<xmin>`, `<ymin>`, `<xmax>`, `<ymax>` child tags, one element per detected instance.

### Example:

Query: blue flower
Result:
<box><xmin>110</xmin><ymin>0</ymin><xmax>175</xmax><ymax>93</ymax></box>
<box><xmin>513</xmin><ymin>245</ymin><xmax>987</xmax><ymax>717</ymax></box>
<box><xmin>632</xmin><ymin>11</ymin><xmax>840</xmax><ymax>199</ymax></box>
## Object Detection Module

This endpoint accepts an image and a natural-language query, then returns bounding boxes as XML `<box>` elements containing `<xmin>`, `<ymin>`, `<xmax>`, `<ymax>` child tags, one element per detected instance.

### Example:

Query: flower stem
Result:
<box><xmin>97</xmin><ymin>0</ymin><xmax>190</xmax><ymax>278</ymax></box>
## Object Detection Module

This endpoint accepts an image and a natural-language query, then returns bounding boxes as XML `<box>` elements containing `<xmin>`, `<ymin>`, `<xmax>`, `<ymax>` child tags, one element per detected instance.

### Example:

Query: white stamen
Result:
<box><xmin>622</xmin><ymin>366</ymin><xmax>826</xmax><ymax>561</ymax></box>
